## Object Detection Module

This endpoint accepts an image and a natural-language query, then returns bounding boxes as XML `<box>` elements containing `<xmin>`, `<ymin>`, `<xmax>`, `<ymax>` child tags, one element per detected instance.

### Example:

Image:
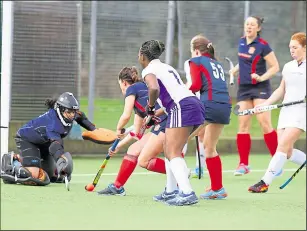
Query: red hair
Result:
<box><xmin>291</xmin><ymin>32</ymin><xmax>306</xmax><ymax>47</ymax></box>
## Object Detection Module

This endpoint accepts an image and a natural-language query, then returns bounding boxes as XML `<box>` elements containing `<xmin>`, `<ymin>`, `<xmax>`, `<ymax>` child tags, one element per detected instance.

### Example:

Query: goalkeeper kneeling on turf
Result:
<box><xmin>1</xmin><ymin>92</ymin><xmax>105</xmax><ymax>186</ymax></box>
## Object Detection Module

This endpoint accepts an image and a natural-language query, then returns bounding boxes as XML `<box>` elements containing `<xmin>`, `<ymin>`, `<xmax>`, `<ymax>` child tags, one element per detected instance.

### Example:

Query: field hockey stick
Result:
<box><xmin>86</xmin><ymin>126</ymin><xmax>134</xmax><ymax>190</ymax></box>
<box><xmin>225</xmin><ymin>57</ymin><xmax>234</xmax><ymax>86</ymax></box>
<box><xmin>195</xmin><ymin>136</ymin><xmax>202</xmax><ymax>180</ymax></box>
<box><xmin>279</xmin><ymin>161</ymin><xmax>306</xmax><ymax>189</ymax></box>
<box><xmin>233</xmin><ymin>97</ymin><xmax>306</xmax><ymax>116</ymax></box>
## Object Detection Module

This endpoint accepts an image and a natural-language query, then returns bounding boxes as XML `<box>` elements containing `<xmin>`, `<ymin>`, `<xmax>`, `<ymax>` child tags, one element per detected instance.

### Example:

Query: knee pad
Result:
<box><xmin>42</xmin><ymin>155</ymin><xmax>57</xmax><ymax>180</ymax></box>
<box><xmin>49</xmin><ymin>140</ymin><xmax>64</xmax><ymax>160</ymax></box>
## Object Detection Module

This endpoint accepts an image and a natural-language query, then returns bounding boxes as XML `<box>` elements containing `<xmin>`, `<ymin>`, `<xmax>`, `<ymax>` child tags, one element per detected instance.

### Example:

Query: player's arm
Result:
<box><xmin>264</xmin><ymin>76</ymin><xmax>286</xmax><ymax>105</ymax></box>
<box><xmin>117</xmin><ymin>114</ymin><xmax>143</xmax><ymax>149</ymax></box>
<box><xmin>155</xmin><ymin>108</ymin><xmax>166</xmax><ymax>117</ymax></box>
<box><xmin>144</xmin><ymin>74</ymin><xmax>160</xmax><ymax>107</ymax></box>
<box><xmin>189</xmin><ymin>62</ymin><xmax>202</xmax><ymax>93</ymax></box>
<box><xmin>258</xmin><ymin>52</ymin><xmax>280</xmax><ymax>82</ymax></box>
<box><xmin>116</xmin><ymin>95</ymin><xmax>135</xmax><ymax>133</ymax></box>
<box><xmin>75</xmin><ymin>110</ymin><xmax>96</xmax><ymax>131</ymax></box>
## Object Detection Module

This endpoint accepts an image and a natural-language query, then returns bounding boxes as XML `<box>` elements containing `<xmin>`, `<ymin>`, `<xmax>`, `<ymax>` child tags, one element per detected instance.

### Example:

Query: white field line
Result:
<box><xmin>72</xmin><ymin>168</ymin><xmax>306</xmax><ymax>177</ymax></box>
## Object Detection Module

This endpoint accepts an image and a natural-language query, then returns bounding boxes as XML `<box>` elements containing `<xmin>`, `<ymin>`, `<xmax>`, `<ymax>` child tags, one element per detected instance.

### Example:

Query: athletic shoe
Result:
<box><xmin>165</xmin><ymin>191</ymin><xmax>198</xmax><ymax>206</ymax></box>
<box><xmin>234</xmin><ymin>163</ymin><xmax>250</xmax><ymax>176</ymax></box>
<box><xmin>153</xmin><ymin>189</ymin><xmax>178</xmax><ymax>202</ymax></box>
<box><xmin>97</xmin><ymin>183</ymin><xmax>126</xmax><ymax>196</ymax></box>
<box><xmin>199</xmin><ymin>187</ymin><xmax>227</xmax><ymax>200</ymax></box>
<box><xmin>248</xmin><ymin>180</ymin><xmax>269</xmax><ymax>193</ymax></box>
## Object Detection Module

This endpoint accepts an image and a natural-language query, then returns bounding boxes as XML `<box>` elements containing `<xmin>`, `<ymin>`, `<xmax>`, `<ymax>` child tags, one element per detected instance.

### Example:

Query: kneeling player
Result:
<box><xmin>1</xmin><ymin>92</ymin><xmax>97</xmax><ymax>186</ymax></box>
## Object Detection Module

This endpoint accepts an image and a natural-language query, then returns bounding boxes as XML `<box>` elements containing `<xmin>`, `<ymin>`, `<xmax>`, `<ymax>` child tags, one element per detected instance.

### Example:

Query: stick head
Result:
<box><xmin>225</xmin><ymin>57</ymin><xmax>234</xmax><ymax>69</ymax></box>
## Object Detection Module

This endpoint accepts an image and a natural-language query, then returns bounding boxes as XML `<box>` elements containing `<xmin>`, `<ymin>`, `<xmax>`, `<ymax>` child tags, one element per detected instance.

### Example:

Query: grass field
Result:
<box><xmin>1</xmin><ymin>154</ymin><xmax>306</xmax><ymax>230</ymax></box>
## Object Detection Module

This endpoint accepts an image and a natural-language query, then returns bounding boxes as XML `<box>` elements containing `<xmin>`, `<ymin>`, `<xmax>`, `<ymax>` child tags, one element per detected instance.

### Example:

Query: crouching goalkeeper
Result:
<box><xmin>1</xmin><ymin>92</ymin><xmax>109</xmax><ymax>186</ymax></box>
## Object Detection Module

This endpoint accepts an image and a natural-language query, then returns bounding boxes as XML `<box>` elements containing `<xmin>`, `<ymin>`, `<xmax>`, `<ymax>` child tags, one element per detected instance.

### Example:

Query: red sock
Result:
<box><xmin>114</xmin><ymin>154</ymin><xmax>138</xmax><ymax>188</ymax></box>
<box><xmin>146</xmin><ymin>158</ymin><xmax>166</xmax><ymax>174</ymax></box>
<box><xmin>237</xmin><ymin>133</ymin><xmax>251</xmax><ymax>165</ymax></box>
<box><xmin>206</xmin><ymin>155</ymin><xmax>223</xmax><ymax>191</ymax></box>
<box><xmin>264</xmin><ymin>130</ymin><xmax>278</xmax><ymax>156</ymax></box>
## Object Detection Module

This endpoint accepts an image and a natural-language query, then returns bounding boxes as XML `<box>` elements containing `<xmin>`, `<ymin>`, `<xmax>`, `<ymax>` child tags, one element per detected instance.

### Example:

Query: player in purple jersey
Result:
<box><xmin>188</xmin><ymin>34</ymin><xmax>231</xmax><ymax>199</ymax></box>
<box><xmin>139</xmin><ymin>40</ymin><xmax>205</xmax><ymax>206</ymax></box>
<box><xmin>229</xmin><ymin>16</ymin><xmax>280</xmax><ymax>176</ymax></box>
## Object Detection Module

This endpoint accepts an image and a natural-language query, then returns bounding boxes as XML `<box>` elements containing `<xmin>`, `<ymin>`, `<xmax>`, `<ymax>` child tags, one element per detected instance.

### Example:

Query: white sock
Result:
<box><xmin>195</xmin><ymin>139</ymin><xmax>205</xmax><ymax>169</ymax></box>
<box><xmin>182</xmin><ymin>143</ymin><xmax>188</xmax><ymax>156</ymax></box>
<box><xmin>165</xmin><ymin>158</ymin><xmax>178</xmax><ymax>193</ymax></box>
<box><xmin>262</xmin><ymin>151</ymin><xmax>287</xmax><ymax>185</ymax></box>
<box><xmin>289</xmin><ymin>149</ymin><xmax>306</xmax><ymax>166</ymax></box>
<box><xmin>170</xmin><ymin>157</ymin><xmax>193</xmax><ymax>194</ymax></box>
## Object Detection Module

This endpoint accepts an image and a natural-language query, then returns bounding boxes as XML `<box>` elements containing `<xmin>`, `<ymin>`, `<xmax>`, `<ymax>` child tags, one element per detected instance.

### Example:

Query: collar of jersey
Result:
<box><xmin>148</xmin><ymin>59</ymin><xmax>161</xmax><ymax>65</ymax></box>
<box><xmin>243</xmin><ymin>35</ymin><xmax>260</xmax><ymax>45</ymax></box>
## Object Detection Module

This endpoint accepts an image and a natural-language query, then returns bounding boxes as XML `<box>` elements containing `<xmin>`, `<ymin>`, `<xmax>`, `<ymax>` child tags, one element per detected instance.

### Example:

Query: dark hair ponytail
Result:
<box><xmin>118</xmin><ymin>66</ymin><xmax>141</xmax><ymax>84</ymax></box>
<box><xmin>44</xmin><ymin>95</ymin><xmax>58</xmax><ymax>109</ymax></box>
<box><xmin>190</xmin><ymin>34</ymin><xmax>216</xmax><ymax>60</ymax></box>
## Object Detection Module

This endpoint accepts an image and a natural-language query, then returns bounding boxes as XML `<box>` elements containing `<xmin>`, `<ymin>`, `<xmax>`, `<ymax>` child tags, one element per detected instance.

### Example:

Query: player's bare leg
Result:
<box><xmin>191</xmin><ymin>126</ymin><xmax>206</xmax><ymax>178</ymax></box>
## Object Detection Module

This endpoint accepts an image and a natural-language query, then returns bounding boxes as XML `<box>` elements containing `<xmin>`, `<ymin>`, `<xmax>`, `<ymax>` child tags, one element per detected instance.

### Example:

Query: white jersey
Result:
<box><xmin>184</xmin><ymin>59</ymin><xmax>200</xmax><ymax>99</ymax></box>
<box><xmin>142</xmin><ymin>59</ymin><xmax>194</xmax><ymax>111</ymax></box>
<box><xmin>277</xmin><ymin>59</ymin><xmax>306</xmax><ymax>131</ymax></box>
<box><xmin>282</xmin><ymin>59</ymin><xmax>306</xmax><ymax>104</ymax></box>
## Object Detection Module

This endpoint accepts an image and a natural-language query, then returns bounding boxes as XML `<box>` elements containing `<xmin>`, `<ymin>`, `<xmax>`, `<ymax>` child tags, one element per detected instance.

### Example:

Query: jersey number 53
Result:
<box><xmin>210</xmin><ymin>62</ymin><xmax>225</xmax><ymax>81</ymax></box>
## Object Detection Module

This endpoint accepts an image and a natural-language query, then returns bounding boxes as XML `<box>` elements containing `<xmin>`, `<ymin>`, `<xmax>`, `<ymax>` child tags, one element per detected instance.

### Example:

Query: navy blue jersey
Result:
<box><xmin>238</xmin><ymin>36</ymin><xmax>272</xmax><ymax>85</ymax></box>
<box><xmin>17</xmin><ymin>109</ymin><xmax>71</xmax><ymax>144</ymax></box>
<box><xmin>125</xmin><ymin>82</ymin><xmax>167</xmax><ymax>121</ymax></box>
<box><xmin>189</xmin><ymin>56</ymin><xmax>230</xmax><ymax>104</ymax></box>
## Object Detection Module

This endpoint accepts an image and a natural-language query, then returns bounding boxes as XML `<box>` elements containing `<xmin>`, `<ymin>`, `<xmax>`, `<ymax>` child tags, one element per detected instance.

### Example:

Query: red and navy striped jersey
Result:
<box><xmin>238</xmin><ymin>36</ymin><xmax>272</xmax><ymax>85</ymax></box>
<box><xmin>189</xmin><ymin>55</ymin><xmax>230</xmax><ymax>104</ymax></box>
<box><xmin>125</xmin><ymin>82</ymin><xmax>167</xmax><ymax>121</ymax></box>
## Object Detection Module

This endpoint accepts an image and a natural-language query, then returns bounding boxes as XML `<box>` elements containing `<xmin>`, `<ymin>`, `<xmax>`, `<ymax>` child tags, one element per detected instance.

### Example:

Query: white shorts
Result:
<box><xmin>277</xmin><ymin>105</ymin><xmax>306</xmax><ymax>132</ymax></box>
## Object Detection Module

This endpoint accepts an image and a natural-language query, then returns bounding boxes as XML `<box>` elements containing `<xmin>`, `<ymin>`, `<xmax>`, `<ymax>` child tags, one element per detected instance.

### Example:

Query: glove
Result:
<box><xmin>146</xmin><ymin>115</ymin><xmax>161</xmax><ymax>127</ymax></box>
<box><xmin>56</xmin><ymin>155</ymin><xmax>68</xmax><ymax>176</ymax></box>
<box><xmin>145</xmin><ymin>103</ymin><xmax>155</xmax><ymax>116</ymax></box>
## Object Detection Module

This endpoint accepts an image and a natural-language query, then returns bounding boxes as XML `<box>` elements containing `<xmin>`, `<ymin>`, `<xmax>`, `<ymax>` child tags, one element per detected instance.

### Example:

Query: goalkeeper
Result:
<box><xmin>1</xmin><ymin>92</ymin><xmax>108</xmax><ymax>186</ymax></box>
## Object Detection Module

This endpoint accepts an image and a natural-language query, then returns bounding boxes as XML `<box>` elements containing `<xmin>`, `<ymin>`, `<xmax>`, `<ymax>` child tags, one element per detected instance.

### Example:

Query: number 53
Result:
<box><xmin>210</xmin><ymin>62</ymin><xmax>225</xmax><ymax>81</ymax></box>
